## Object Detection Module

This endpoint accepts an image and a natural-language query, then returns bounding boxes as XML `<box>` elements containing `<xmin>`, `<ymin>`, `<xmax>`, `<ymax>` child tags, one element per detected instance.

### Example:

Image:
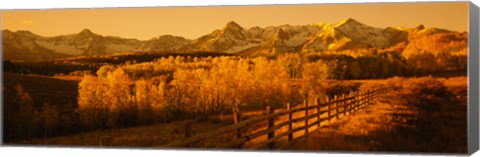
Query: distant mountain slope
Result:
<box><xmin>242</xmin><ymin>25</ymin><xmax>323</xmax><ymax>57</ymax></box>
<box><xmin>142</xmin><ymin>35</ymin><xmax>192</xmax><ymax>52</ymax></box>
<box><xmin>2</xmin><ymin>29</ymin><xmax>139</xmax><ymax>60</ymax></box>
<box><xmin>2</xmin><ymin>29</ymin><xmax>191</xmax><ymax>61</ymax></box>
<box><xmin>190</xmin><ymin>21</ymin><xmax>263</xmax><ymax>53</ymax></box>
<box><xmin>302</xmin><ymin>18</ymin><xmax>409</xmax><ymax>52</ymax></box>
<box><xmin>2</xmin><ymin>30</ymin><xmax>71</xmax><ymax>61</ymax></box>
<box><xmin>40</xmin><ymin>29</ymin><xmax>144</xmax><ymax>56</ymax></box>
<box><xmin>1</xmin><ymin>18</ymin><xmax>467</xmax><ymax>61</ymax></box>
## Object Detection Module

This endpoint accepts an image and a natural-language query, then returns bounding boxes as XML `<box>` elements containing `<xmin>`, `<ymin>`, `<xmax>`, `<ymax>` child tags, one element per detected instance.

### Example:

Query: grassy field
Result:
<box><xmin>287</xmin><ymin>76</ymin><xmax>467</xmax><ymax>153</ymax></box>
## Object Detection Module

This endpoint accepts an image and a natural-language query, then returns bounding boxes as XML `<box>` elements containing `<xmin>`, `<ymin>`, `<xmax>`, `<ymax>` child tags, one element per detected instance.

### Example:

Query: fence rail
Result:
<box><xmin>160</xmin><ymin>86</ymin><xmax>396</xmax><ymax>149</ymax></box>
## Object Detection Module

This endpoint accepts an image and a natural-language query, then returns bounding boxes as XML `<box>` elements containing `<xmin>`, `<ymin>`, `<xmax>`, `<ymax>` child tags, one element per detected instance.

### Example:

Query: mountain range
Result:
<box><xmin>1</xmin><ymin>18</ymin><xmax>467</xmax><ymax>61</ymax></box>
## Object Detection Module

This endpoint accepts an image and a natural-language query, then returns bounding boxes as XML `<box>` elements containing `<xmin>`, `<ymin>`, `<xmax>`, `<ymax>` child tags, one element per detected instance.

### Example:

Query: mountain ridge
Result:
<box><xmin>1</xmin><ymin>18</ymin><xmax>466</xmax><ymax>61</ymax></box>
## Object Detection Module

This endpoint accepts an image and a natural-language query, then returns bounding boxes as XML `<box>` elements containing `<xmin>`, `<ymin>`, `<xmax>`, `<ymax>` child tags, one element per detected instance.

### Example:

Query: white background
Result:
<box><xmin>0</xmin><ymin>0</ymin><xmax>479</xmax><ymax>157</ymax></box>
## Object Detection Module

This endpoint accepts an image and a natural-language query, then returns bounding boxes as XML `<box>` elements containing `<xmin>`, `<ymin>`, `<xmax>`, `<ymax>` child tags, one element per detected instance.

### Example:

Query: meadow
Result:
<box><xmin>2</xmin><ymin>51</ymin><xmax>467</xmax><ymax>152</ymax></box>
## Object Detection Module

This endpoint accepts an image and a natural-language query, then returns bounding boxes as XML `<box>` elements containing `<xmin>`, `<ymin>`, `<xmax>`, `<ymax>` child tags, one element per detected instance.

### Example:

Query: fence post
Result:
<box><xmin>287</xmin><ymin>103</ymin><xmax>293</xmax><ymax>142</ymax></box>
<box><xmin>348</xmin><ymin>92</ymin><xmax>355</xmax><ymax>114</ymax></box>
<box><xmin>364</xmin><ymin>90</ymin><xmax>367</xmax><ymax>107</ymax></box>
<box><xmin>368</xmin><ymin>89</ymin><xmax>372</xmax><ymax>105</ymax></box>
<box><xmin>358</xmin><ymin>91</ymin><xmax>365</xmax><ymax>109</ymax></box>
<box><xmin>352</xmin><ymin>91</ymin><xmax>357</xmax><ymax>112</ymax></box>
<box><xmin>370</xmin><ymin>89</ymin><xmax>373</xmax><ymax>105</ymax></box>
<box><xmin>266</xmin><ymin>106</ymin><xmax>274</xmax><ymax>149</ymax></box>
<box><xmin>365</xmin><ymin>90</ymin><xmax>368</xmax><ymax>104</ymax></box>
<box><xmin>358</xmin><ymin>91</ymin><xmax>361</xmax><ymax>109</ymax></box>
<box><xmin>365</xmin><ymin>90</ymin><xmax>369</xmax><ymax>106</ymax></box>
<box><xmin>233</xmin><ymin>111</ymin><xmax>242</xmax><ymax>139</ymax></box>
<box><xmin>326</xmin><ymin>96</ymin><xmax>331</xmax><ymax>122</ymax></box>
<box><xmin>334</xmin><ymin>95</ymin><xmax>339</xmax><ymax>119</ymax></box>
<box><xmin>316</xmin><ymin>98</ymin><xmax>321</xmax><ymax>127</ymax></box>
<box><xmin>342</xmin><ymin>94</ymin><xmax>347</xmax><ymax>116</ymax></box>
<box><xmin>373</xmin><ymin>89</ymin><xmax>376</xmax><ymax>103</ymax></box>
<box><xmin>371</xmin><ymin>89</ymin><xmax>374</xmax><ymax>101</ymax></box>
<box><xmin>304</xmin><ymin>99</ymin><xmax>309</xmax><ymax>136</ymax></box>
<box><xmin>349</xmin><ymin>92</ymin><xmax>353</xmax><ymax>114</ymax></box>
<box><xmin>346</xmin><ymin>93</ymin><xmax>349</xmax><ymax>114</ymax></box>
<box><xmin>355</xmin><ymin>91</ymin><xmax>361</xmax><ymax>111</ymax></box>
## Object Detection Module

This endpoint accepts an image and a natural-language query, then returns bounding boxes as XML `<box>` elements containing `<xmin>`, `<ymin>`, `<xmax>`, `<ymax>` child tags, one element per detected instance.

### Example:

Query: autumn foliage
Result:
<box><xmin>78</xmin><ymin>56</ymin><xmax>294</xmax><ymax>128</ymax></box>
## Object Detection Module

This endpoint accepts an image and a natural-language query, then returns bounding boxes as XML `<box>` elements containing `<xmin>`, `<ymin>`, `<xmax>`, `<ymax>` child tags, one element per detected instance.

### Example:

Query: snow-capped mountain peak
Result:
<box><xmin>2</xmin><ymin>18</ymin><xmax>465</xmax><ymax>61</ymax></box>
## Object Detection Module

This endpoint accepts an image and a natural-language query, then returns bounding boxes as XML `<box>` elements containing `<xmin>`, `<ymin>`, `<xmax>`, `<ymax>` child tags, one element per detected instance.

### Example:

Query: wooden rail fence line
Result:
<box><xmin>159</xmin><ymin>86</ymin><xmax>396</xmax><ymax>149</ymax></box>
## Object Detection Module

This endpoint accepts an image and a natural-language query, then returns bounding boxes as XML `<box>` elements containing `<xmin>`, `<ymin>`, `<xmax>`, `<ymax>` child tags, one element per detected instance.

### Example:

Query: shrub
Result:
<box><xmin>385</xmin><ymin>76</ymin><xmax>406</xmax><ymax>89</ymax></box>
<box><xmin>442</xmin><ymin>77</ymin><xmax>467</xmax><ymax>101</ymax></box>
<box><xmin>358</xmin><ymin>81</ymin><xmax>386</xmax><ymax>92</ymax></box>
<box><xmin>401</xmin><ymin>76</ymin><xmax>454</xmax><ymax>112</ymax></box>
<box><xmin>323</xmin><ymin>81</ymin><xmax>361</xmax><ymax>98</ymax></box>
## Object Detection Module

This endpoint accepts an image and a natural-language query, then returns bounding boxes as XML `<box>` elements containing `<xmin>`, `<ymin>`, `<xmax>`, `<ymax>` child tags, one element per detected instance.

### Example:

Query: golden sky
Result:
<box><xmin>1</xmin><ymin>2</ymin><xmax>469</xmax><ymax>40</ymax></box>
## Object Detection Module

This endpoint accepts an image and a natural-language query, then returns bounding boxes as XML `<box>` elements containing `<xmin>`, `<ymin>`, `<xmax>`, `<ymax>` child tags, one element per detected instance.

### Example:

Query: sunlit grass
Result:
<box><xmin>286</xmin><ymin>77</ymin><xmax>467</xmax><ymax>153</ymax></box>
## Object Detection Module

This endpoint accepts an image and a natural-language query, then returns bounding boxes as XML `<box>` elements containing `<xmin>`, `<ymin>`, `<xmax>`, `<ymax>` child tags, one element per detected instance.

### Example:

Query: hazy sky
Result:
<box><xmin>1</xmin><ymin>2</ymin><xmax>469</xmax><ymax>40</ymax></box>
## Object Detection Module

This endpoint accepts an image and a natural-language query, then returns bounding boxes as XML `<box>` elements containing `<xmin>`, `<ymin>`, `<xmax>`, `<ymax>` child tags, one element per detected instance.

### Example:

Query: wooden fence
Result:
<box><xmin>160</xmin><ymin>86</ymin><xmax>396</xmax><ymax>149</ymax></box>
